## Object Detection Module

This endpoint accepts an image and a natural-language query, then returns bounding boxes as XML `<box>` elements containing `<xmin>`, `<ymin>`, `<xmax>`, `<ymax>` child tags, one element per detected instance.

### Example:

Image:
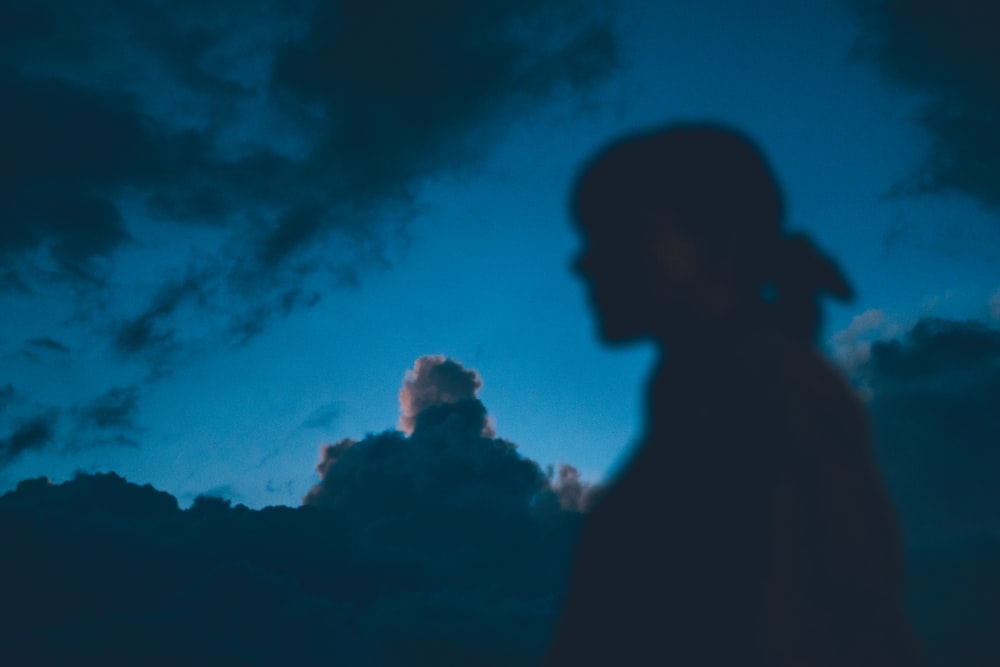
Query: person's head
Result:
<box><xmin>571</xmin><ymin>122</ymin><xmax>852</xmax><ymax>346</ymax></box>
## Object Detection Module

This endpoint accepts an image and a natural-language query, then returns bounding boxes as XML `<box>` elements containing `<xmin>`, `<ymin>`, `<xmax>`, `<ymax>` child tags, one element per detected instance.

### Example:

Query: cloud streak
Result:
<box><xmin>0</xmin><ymin>382</ymin><xmax>145</xmax><ymax>466</ymax></box>
<box><xmin>0</xmin><ymin>411</ymin><xmax>57</xmax><ymax>466</ymax></box>
<box><xmin>3</xmin><ymin>0</ymin><xmax>618</xmax><ymax>347</ymax></box>
<box><xmin>27</xmin><ymin>336</ymin><xmax>70</xmax><ymax>354</ymax></box>
<box><xmin>72</xmin><ymin>385</ymin><xmax>142</xmax><ymax>448</ymax></box>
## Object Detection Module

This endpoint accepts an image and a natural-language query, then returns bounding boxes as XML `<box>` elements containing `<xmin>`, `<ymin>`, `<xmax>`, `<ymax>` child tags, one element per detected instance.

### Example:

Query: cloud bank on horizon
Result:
<box><xmin>1</xmin><ymin>354</ymin><xmax>593</xmax><ymax>665</ymax></box>
<box><xmin>2</xmin><ymin>337</ymin><xmax>999</xmax><ymax>664</ymax></box>
<box><xmin>834</xmin><ymin>311</ymin><xmax>1000</xmax><ymax>666</ymax></box>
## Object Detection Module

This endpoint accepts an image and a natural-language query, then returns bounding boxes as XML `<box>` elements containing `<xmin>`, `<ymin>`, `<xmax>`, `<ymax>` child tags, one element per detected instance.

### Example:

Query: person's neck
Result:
<box><xmin>656</xmin><ymin>298</ymin><xmax>757</xmax><ymax>343</ymax></box>
<box><xmin>655</xmin><ymin>301</ymin><xmax>778</xmax><ymax>369</ymax></box>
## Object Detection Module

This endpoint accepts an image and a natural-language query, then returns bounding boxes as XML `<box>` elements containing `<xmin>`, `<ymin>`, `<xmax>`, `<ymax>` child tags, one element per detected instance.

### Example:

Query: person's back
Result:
<box><xmin>547</xmin><ymin>331</ymin><xmax>920</xmax><ymax>665</ymax></box>
<box><xmin>545</xmin><ymin>124</ymin><xmax>922</xmax><ymax>666</ymax></box>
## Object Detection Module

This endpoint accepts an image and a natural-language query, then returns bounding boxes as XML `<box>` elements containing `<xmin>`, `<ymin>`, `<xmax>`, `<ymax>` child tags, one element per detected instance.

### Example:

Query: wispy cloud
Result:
<box><xmin>71</xmin><ymin>385</ymin><xmax>142</xmax><ymax>449</ymax></box>
<box><xmin>300</xmin><ymin>401</ymin><xmax>344</xmax><ymax>430</ymax></box>
<box><xmin>3</xmin><ymin>0</ymin><xmax>618</xmax><ymax>356</ymax></box>
<box><xmin>0</xmin><ymin>411</ymin><xmax>57</xmax><ymax>466</ymax></box>
<box><xmin>27</xmin><ymin>336</ymin><xmax>70</xmax><ymax>354</ymax></box>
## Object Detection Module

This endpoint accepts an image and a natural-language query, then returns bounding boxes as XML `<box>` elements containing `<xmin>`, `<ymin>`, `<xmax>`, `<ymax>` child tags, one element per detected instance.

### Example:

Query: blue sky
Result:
<box><xmin>1</xmin><ymin>0</ymin><xmax>998</xmax><ymax>512</ymax></box>
<box><xmin>3</xmin><ymin>1</ymin><xmax>1000</xmax><ymax>664</ymax></box>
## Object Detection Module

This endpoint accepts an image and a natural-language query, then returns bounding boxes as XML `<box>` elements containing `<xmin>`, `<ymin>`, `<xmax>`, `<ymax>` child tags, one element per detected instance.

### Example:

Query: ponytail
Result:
<box><xmin>762</xmin><ymin>234</ymin><xmax>853</xmax><ymax>342</ymax></box>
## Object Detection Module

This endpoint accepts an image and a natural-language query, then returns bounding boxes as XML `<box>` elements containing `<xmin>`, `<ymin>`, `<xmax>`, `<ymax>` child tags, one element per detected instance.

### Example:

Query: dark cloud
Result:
<box><xmin>0</xmin><ymin>356</ymin><xmax>592</xmax><ymax>665</ymax></box>
<box><xmin>858</xmin><ymin>317</ymin><xmax>1000</xmax><ymax>544</ymax></box>
<box><xmin>72</xmin><ymin>385</ymin><xmax>142</xmax><ymax>448</ymax></box>
<box><xmin>300</xmin><ymin>401</ymin><xmax>344</xmax><ymax>430</ymax></box>
<box><xmin>853</xmin><ymin>317</ymin><xmax>1000</xmax><ymax>666</ymax></box>
<box><xmin>847</xmin><ymin>1</ymin><xmax>1000</xmax><ymax>212</ymax></box>
<box><xmin>1</xmin><ymin>471</ymin><xmax>553</xmax><ymax>665</ymax></box>
<box><xmin>4</xmin><ymin>0</ymin><xmax>618</xmax><ymax>366</ymax></box>
<box><xmin>863</xmin><ymin>317</ymin><xmax>1000</xmax><ymax>383</ymax></box>
<box><xmin>27</xmin><ymin>336</ymin><xmax>70</xmax><ymax>353</ymax></box>
<box><xmin>0</xmin><ymin>70</ymin><xmax>147</xmax><ymax>278</ymax></box>
<box><xmin>185</xmin><ymin>486</ymin><xmax>241</xmax><ymax>510</ymax></box>
<box><xmin>0</xmin><ymin>386</ymin><xmax>147</xmax><ymax>469</ymax></box>
<box><xmin>228</xmin><ymin>286</ymin><xmax>322</xmax><ymax>347</ymax></box>
<box><xmin>0</xmin><ymin>383</ymin><xmax>16</xmax><ymax>415</ymax></box>
<box><xmin>271</xmin><ymin>0</ymin><xmax>618</xmax><ymax>196</ymax></box>
<box><xmin>0</xmin><ymin>411</ymin><xmax>57</xmax><ymax>466</ymax></box>
<box><xmin>254</xmin><ymin>202</ymin><xmax>327</xmax><ymax>270</ymax></box>
<box><xmin>0</xmin><ymin>385</ymin><xmax>142</xmax><ymax>464</ymax></box>
<box><xmin>113</xmin><ymin>267</ymin><xmax>211</xmax><ymax>360</ymax></box>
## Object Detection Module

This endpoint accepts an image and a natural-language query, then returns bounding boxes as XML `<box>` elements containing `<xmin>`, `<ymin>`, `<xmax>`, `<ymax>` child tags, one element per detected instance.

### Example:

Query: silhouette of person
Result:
<box><xmin>544</xmin><ymin>124</ymin><xmax>922</xmax><ymax>666</ymax></box>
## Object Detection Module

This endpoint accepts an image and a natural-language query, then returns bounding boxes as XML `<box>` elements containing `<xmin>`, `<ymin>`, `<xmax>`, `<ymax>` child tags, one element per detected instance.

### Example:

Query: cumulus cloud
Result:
<box><xmin>0</xmin><ymin>357</ymin><xmax>596</xmax><ymax>664</ymax></box>
<box><xmin>847</xmin><ymin>1</ymin><xmax>1000</xmax><ymax>213</ymax></box>
<box><xmin>830</xmin><ymin>307</ymin><xmax>889</xmax><ymax>370</ymax></box>
<box><xmin>850</xmin><ymin>316</ymin><xmax>1000</xmax><ymax>666</ymax></box>
<box><xmin>302</xmin><ymin>355</ymin><xmax>594</xmax><ymax>659</ymax></box>
<box><xmin>549</xmin><ymin>463</ymin><xmax>599</xmax><ymax>512</ymax></box>
<box><xmin>306</xmin><ymin>355</ymin><xmax>590</xmax><ymax>536</ymax></box>
<box><xmin>398</xmin><ymin>354</ymin><xmax>487</xmax><ymax>434</ymax></box>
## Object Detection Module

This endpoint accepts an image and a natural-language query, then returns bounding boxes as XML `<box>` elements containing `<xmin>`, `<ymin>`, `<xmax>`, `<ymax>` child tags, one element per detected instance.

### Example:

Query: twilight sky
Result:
<box><xmin>2</xmin><ymin>1</ymin><xmax>1000</xmax><ymax>664</ymax></box>
<box><xmin>1</xmin><ymin>0</ymin><xmax>998</xmax><ymax>501</ymax></box>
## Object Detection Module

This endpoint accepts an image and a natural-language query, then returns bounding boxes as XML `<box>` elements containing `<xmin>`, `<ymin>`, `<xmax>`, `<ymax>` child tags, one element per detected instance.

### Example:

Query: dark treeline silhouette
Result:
<box><xmin>545</xmin><ymin>124</ymin><xmax>923</xmax><ymax>666</ymax></box>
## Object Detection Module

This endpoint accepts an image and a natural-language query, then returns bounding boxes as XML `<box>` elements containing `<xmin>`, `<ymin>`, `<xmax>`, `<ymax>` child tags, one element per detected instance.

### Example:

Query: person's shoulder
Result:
<box><xmin>768</xmin><ymin>334</ymin><xmax>870</xmax><ymax>458</ymax></box>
